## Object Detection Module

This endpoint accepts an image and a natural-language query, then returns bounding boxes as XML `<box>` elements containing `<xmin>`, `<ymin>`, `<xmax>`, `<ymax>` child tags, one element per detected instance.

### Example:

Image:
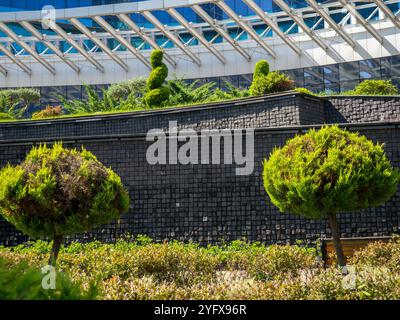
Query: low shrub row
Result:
<box><xmin>0</xmin><ymin>236</ymin><xmax>399</xmax><ymax>300</ymax></box>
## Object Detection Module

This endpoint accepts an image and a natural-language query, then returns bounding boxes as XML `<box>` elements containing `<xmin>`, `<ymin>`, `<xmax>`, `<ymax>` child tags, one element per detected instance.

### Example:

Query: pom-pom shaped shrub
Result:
<box><xmin>263</xmin><ymin>125</ymin><xmax>399</xmax><ymax>266</ymax></box>
<box><xmin>253</xmin><ymin>60</ymin><xmax>270</xmax><ymax>78</ymax></box>
<box><xmin>250</xmin><ymin>71</ymin><xmax>294</xmax><ymax>96</ymax></box>
<box><xmin>0</xmin><ymin>143</ymin><xmax>130</xmax><ymax>265</ymax></box>
<box><xmin>353</xmin><ymin>79</ymin><xmax>398</xmax><ymax>95</ymax></box>
<box><xmin>144</xmin><ymin>50</ymin><xmax>170</xmax><ymax>107</ymax></box>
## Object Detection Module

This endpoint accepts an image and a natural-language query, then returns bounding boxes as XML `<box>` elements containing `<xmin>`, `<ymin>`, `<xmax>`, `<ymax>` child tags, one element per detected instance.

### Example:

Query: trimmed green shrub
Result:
<box><xmin>2</xmin><ymin>238</ymin><xmax>399</xmax><ymax>300</ymax></box>
<box><xmin>253</xmin><ymin>60</ymin><xmax>269</xmax><ymax>78</ymax></box>
<box><xmin>32</xmin><ymin>105</ymin><xmax>63</xmax><ymax>119</ymax></box>
<box><xmin>0</xmin><ymin>257</ymin><xmax>97</xmax><ymax>300</ymax></box>
<box><xmin>144</xmin><ymin>50</ymin><xmax>170</xmax><ymax>107</ymax></box>
<box><xmin>0</xmin><ymin>143</ymin><xmax>129</xmax><ymax>265</ymax></box>
<box><xmin>250</xmin><ymin>71</ymin><xmax>294</xmax><ymax>96</ymax></box>
<box><xmin>353</xmin><ymin>79</ymin><xmax>398</xmax><ymax>95</ymax></box>
<box><xmin>295</xmin><ymin>87</ymin><xmax>315</xmax><ymax>96</ymax></box>
<box><xmin>263</xmin><ymin>125</ymin><xmax>399</xmax><ymax>266</ymax></box>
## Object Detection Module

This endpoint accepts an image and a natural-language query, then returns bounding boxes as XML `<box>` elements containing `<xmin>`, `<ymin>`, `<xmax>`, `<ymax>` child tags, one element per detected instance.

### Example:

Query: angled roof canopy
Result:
<box><xmin>0</xmin><ymin>0</ymin><xmax>397</xmax><ymax>77</ymax></box>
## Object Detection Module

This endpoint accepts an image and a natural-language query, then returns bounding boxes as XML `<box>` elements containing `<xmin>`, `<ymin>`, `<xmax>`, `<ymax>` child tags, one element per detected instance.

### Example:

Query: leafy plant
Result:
<box><xmin>252</xmin><ymin>71</ymin><xmax>294</xmax><ymax>96</ymax></box>
<box><xmin>0</xmin><ymin>257</ymin><xmax>97</xmax><ymax>300</ymax></box>
<box><xmin>0</xmin><ymin>112</ymin><xmax>14</xmax><ymax>120</ymax></box>
<box><xmin>144</xmin><ymin>50</ymin><xmax>170</xmax><ymax>107</ymax></box>
<box><xmin>107</xmin><ymin>78</ymin><xmax>147</xmax><ymax>102</ymax></box>
<box><xmin>32</xmin><ymin>106</ymin><xmax>63</xmax><ymax>119</ymax></box>
<box><xmin>353</xmin><ymin>79</ymin><xmax>398</xmax><ymax>95</ymax></box>
<box><xmin>0</xmin><ymin>88</ymin><xmax>40</xmax><ymax>118</ymax></box>
<box><xmin>262</xmin><ymin>125</ymin><xmax>399</xmax><ymax>267</ymax></box>
<box><xmin>295</xmin><ymin>87</ymin><xmax>316</xmax><ymax>96</ymax></box>
<box><xmin>0</xmin><ymin>143</ymin><xmax>130</xmax><ymax>265</ymax></box>
<box><xmin>249</xmin><ymin>60</ymin><xmax>294</xmax><ymax>96</ymax></box>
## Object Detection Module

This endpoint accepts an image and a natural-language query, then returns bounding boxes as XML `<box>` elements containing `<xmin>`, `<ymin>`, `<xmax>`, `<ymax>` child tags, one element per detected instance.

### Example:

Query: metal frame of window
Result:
<box><xmin>215</xmin><ymin>0</ymin><xmax>277</xmax><ymax>58</ymax></box>
<box><xmin>69</xmin><ymin>17</ymin><xmax>129</xmax><ymax>71</ymax></box>
<box><xmin>19</xmin><ymin>21</ymin><xmax>80</xmax><ymax>74</ymax></box>
<box><xmin>372</xmin><ymin>0</ymin><xmax>400</xmax><ymax>28</ymax></box>
<box><xmin>92</xmin><ymin>15</ymin><xmax>151</xmax><ymax>69</ymax></box>
<box><xmin>272</xmin><ymin>0</ymin><xmax>329</xmax><ymax>51</ymax></box>
<box><xmin>0</xmin><ymin>0</ymin><xmax>398</xmax><ymax>76</ymax></box>
<box><xmin>305</xmin><ymin>0</ymin><xmax>356</xmax><ymax>47</ymax></box>
<box><xmin>0</xmin><ymin>22</ymin><xmax>56</xmax><ymax>74</ymax></box>
<box><xmin>338</xmin><ymin>0</ymin><xmax>384</xmax><ymax>43</ymax></box>
<box><xmin>141</xmin><ymin>10</ymin><xmax>202</xmax><ymax>66</ymax></box>
<box><xmin>117</xmin><ymin>13</ymin><xmax>177</xmax><ymax>67</ymax></box>
<box><xmin>50</xmin><ymin>22</ymin><xmax>105</xmax><ymax>72</ymax></box>
<box><xmin>242</xmin><ymin>0</ymin><xmax>302</xmax><ymax>55</ymax></box>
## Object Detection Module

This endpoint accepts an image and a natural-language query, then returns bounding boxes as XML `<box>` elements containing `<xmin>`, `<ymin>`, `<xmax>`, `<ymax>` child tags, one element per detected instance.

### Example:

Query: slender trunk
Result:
<box><xmin>48</xmin><ymin>235</ymin><xmax>63</xmax><ymax>266</ymax></box>
<box><xmin>327</xmin><ymin>213</ymin><xmax>346</xmax><ymax>267</ymax></box>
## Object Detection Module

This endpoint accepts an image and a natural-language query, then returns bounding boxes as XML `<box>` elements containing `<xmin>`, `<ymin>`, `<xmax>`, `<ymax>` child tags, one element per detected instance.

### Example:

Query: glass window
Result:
<box><xmin>324</xmin><ymin>83</ymin><xmax>340</xmax><ymax>95</ymax></box>
<box><xmin>340</xmin><ymin>80</ymin><xmax>360</xmax><ymax>92</ymax></box>
<box><xmin>66</xmin><ymin>85</ymin><xmax>82</xmax><ymax>101</ymax></box>
<box><xmin>304</xmin><ymin>66</ymin><xmax>324</xmax><ymax>87</ymax></box>
<box><xmin>339</xmin><ymin>61</ymin><xmax>360</xmax><ymax>82</ymax></box>
<box><xmin>220</xmin><ymin>76</ymin><xmax>239</xmax><ymax>90</ymax></box>
<box><xmin>381</xmin><ymin>56</ymin><xmax>392</xmax><ymax>79</ymax></box>
<box><xmin>40</xmin><ymin>86</ymin><xmax>67</xmax><ymax>105</ymax></box>
<box><xmin>304</xmin><ymin>84</ymin><xmax>324</xmax><ymax>93</ymax></box>
<box><xmin>323</xmin><ymin>64</ymin><xmax>339</xmax><ymax>84</ymax></box>
<box><xmin>391</xmin><ymin>55</ymin><xmax>400</xmax><ymax>78</ymax></box>
<box><xmin>238</xmin><ymin>74</ymin><xmax>253</xmax><ymax>89</ymax></box>
<box><xmin>283</xmin><ymin>68</ymin><xmax>304</xmax><ymax>87</ymax></box>
<box><xmin>359</xmin><ymin>58</ymin><xmax>381</xmax><ymax>79</ymax></box>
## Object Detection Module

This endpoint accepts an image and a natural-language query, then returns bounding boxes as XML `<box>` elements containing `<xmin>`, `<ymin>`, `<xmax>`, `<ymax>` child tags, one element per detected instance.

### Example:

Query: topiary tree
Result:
<box><xmin>0</xmin><ymin>143</ymin><xmax>130</xmax><ymax>266</ymax></box>
<box><xmin>253</xmin><ymin>60</ymin><xmax>270</xmax><ymax>79</ymax></box>
<box><xmin>263</xmin><ymin>125</ymin><xmax>399</xmax><ymax>267</ymax></box>
<box><xmin>250</xmin><ymin>59</ymin><xmax>294</xmax><ymax>96</ymax></box>
<box><xmin>144</xmin><ymin>50</ymin><xmax>170</xmax><ymax>107</ymax></box>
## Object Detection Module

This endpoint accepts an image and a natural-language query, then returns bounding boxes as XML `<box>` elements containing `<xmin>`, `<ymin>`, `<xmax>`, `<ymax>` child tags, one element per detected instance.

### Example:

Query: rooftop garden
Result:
<box><xmin>1</xmin><ymin>50</ymin><xmax>399</xmax><ymax>122</ymax></box>
<box><xmin>0</xmin><ymin>126</ymin><xmax>398</xmax><ymax>300</ymax></box>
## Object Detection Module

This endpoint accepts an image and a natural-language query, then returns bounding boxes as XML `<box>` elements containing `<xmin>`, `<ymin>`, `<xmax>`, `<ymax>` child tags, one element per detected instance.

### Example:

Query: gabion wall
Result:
<box><xmin>0</xmin><ymin>93</ymin><xmax>399</xmax><ymax>246</ymax></box>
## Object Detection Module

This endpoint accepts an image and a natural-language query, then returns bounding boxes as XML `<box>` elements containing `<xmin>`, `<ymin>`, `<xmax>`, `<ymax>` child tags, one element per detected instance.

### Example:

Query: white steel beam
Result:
<box><xmin>242</xmin><ymin>0</ymin><xmax>302</xmax><ymax>55</ymax></box>
<box><xmin>215</xmin><ymin>0</ymin><xmax>277</xmax><ymax>58</ymax></box>
<box><xmin>191</xmin><ymin>4</ymin><xmax>251</xmax><ymax>61</ymax></box>
<box><xmin>273</xmin><ymin>0</ymin><xmax>329</xmax><ymax>51</ymax></box>
<box><xmin>166</xmin><ymin>8</ymin><xmax>225</xmax><ymax>64</ymax></box>
<box><xmin>0</xmin><ymin>63</ymin><xmax>7</xmax><ymax>76</ymax></box>
<box><xmin>92</xmin><ymin>15</ymin><xmax>151</xmax><ymax>69</ymax></box>
<box><xmin>19</xmin><ymin>21</ymin><xmax>80</xmax><ymax>73</ymax></box>
<box><xmin>0</xmin><ymin>42</ymin><xmax>31</xmax><ymax>75</ymax></box>
<box><xmin>0</xmin><ymin>22</ymin><xmax>56</xmax><ymax>74</ymax></box>
<box><xmin>50</xmin><ymin>22</ymin><xmax>104</xmax><ymax>72</ymax></box>
<box><xmin>372</xmin><ymin>0</ymin><xmax>400</xmax><ymax>28</ymax></box>
<box><xmin>69</xmin><ymin>17</ymin><xmax>129</xmax><ymax>71</ymax></box>
<box><xmin>117</xmin><ymin>13</ymin><xmax>177</xmax><ymax>67</ymax></box>
<box><xmin>306</xmin><ymin>0</ymin><xmax>356</xmax><ymax>47</ymax></box>
<box><xmin>141</xmin><ymin>10</ymin><xmax>201</xmax><ymax>66</ymax></box>
<box><xmin>338</xmin><ymin>0</ymin><xmax>384</xmax><ymax>43</ymax></box>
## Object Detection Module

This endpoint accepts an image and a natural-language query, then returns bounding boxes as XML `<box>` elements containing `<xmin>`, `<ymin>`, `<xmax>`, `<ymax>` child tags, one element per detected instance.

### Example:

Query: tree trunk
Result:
<box><xmin>48</xmin><ymin>235</ymin><xmax>63</xmax><ymax>266</ymax></box>
<box><xmin>327</xmin><ymin>213</ymin><xmax>346</xmax><ymax>267</ymax></box>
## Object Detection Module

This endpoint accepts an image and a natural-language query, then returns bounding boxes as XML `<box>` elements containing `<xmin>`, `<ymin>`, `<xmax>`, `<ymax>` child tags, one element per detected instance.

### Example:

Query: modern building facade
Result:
<box><xmin>0</xmin><ymin>0</ymin><xmax>399</xmax><ymax>105</ymax></box>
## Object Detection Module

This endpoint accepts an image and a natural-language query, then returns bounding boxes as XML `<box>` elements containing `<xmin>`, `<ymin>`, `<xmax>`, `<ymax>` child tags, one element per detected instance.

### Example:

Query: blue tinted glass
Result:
<box><xmin>339</xmin><ymin>62</ymin><xmax>359</xmax><ymax>81</ymax></box>
<box><xmin>323</xmin><ymin>64</ymin><xmax>339</xmax><ymax>84</ymax></box>
<box><xmin>359</xmin><ymin>59</ymin><xmax>381</xmax><ymax>79</ymax></box>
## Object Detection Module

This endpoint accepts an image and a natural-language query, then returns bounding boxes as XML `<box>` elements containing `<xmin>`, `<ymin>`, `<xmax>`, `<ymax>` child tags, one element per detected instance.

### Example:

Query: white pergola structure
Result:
<box><xmin>0</xmin><ymin>0</ymin><xmax>398</xmax><ymax>87</ymax></box>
